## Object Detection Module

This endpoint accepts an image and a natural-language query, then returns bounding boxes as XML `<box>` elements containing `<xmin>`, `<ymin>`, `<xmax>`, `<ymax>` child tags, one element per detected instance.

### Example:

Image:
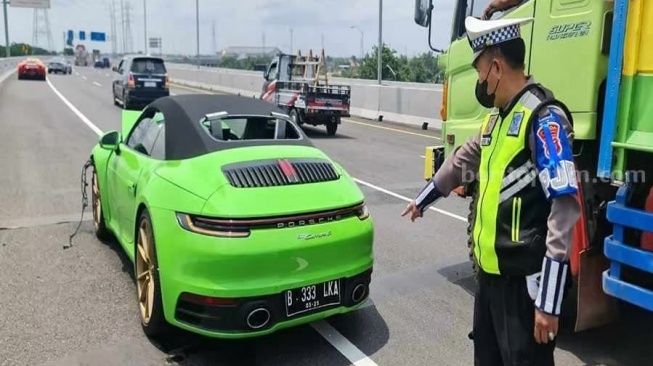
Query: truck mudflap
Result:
<box><xmin>571</xmin><ymin>174</ymin><xmax>618</xmax><ymax>332</ymax></box>
<box><xmin>602</xmin><ymin>173</ymin><xmax>653</xmax><ymax>313</ymax></box>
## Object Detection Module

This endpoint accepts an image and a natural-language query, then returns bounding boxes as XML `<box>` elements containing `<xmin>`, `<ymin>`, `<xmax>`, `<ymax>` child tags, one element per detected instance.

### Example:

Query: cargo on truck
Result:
<box><xmin>74</xmin><ymin>44</ymin><xmax>89</xmax><ymax>67</ymax></box>
<box><xmin>260</xmin><ymin>49</ymin><xmax>351</xmax><ymax>136</ymax></box>
<box><xmin>414</xmin><ymin>0</ymin><xmax>653</xmax><ymax>334</ymax></box>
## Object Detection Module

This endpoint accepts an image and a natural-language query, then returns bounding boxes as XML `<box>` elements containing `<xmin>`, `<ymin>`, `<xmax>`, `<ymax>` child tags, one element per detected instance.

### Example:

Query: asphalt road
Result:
<box><xmin>0</xmin><ymin>66</ymin><xmax>651</xmax><ymax>366</ymax></box>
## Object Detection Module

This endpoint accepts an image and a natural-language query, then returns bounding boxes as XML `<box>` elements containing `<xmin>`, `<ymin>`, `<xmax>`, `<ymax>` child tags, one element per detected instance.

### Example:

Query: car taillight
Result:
<box><xmin>440</xmin><ymin>78</ymin><xmax>448</xmax><ymax>121</ymax></box>
<box><xmin>164</xmin><ymin>75</ymin><xmax>169</xmax><ymax>89</ymax></box>
<box><xmin>127</xmin><ymin>72</ymin><xmax>135</xmax><ymax>88</ymax></box>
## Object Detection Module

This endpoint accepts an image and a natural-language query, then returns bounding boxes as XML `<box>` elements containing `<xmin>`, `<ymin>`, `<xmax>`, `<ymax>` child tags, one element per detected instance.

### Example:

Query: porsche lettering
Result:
<box><xmin>277</xmin><ymin>214</ymin><xmax>343</xmax><ymax>228</ymax></box>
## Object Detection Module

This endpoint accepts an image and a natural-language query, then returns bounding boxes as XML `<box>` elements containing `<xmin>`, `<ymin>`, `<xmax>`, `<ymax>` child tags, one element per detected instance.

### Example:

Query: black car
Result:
<box><xmin>48</xmin><ymin>58</ymin><xmax>72</xmax><ymax>74</ymax></box>
<box><xmin>112</xmin><ymin>55</ymin><xmax>170</xmax><ymax>109</ymax></box>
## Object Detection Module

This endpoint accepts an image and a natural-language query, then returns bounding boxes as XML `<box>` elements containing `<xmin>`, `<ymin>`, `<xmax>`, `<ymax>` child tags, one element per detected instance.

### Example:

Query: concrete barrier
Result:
<box><xmin>0</xmin><ymin>57</ymin><xmax>29</xmax><ymax>85</ymax></box>
<box><xmin>165</xmin><ymin>63</ymin><xmax>444</xmax><ymax>130</ymax></box>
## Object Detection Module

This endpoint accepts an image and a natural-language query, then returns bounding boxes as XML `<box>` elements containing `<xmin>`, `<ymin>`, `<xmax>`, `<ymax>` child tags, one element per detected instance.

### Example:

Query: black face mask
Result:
<box><xmin>475</xmin><ymin>63</ymin><xmax>500</xmax><ymax>109</ymax></box>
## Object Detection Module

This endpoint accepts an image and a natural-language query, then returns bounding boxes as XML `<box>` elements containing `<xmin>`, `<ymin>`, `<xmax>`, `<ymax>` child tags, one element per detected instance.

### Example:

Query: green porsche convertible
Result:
<box><xmin>90</xmin><ymin>94</ymin><xmax>374</xmax><ymax>340</ymax></box>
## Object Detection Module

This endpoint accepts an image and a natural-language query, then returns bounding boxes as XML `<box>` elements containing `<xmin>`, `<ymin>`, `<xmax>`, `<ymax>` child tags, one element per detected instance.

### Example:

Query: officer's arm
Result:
<box><xmin>529</xmin><ymin>106</ymin><xmax>581</xmax><ymax>316</ymax></box>
<box><xmin>415</xmin><ymin>134</ymin><xmax>482</xmax><ymax>213</ymax></box>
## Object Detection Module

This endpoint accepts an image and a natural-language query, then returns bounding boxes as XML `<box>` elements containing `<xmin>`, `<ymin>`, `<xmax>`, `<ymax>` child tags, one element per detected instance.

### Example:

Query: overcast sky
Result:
<box><xmin>1</xmin><ymin>0</ymin><xmax>456</xmax><ymax>57</ymax></box>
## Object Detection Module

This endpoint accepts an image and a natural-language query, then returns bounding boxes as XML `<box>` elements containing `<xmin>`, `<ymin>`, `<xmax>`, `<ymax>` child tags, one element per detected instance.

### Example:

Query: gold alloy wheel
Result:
<box><xmin>136</xmin><ymin>219</ymin><xmax>155</xmax><ymax>324</ymax></box>
<box><xmin>92</xmin><ymin>171</ymin><xmax>101</xmax><ymax>231</ymax></box>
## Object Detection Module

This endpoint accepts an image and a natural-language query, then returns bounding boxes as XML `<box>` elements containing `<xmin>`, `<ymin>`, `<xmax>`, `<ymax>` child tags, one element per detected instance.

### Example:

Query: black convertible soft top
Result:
<box><xmin>144</xmin><ymin>94</ymin><xmax>312</xmax><ymax>160</ymax></box>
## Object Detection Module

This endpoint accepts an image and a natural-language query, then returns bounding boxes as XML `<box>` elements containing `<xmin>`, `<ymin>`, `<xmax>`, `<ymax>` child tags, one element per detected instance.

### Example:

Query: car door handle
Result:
<box><xmin>128</xmin><ymin>183</ymin><xmax>136</xmax><ymax>195</ymax></box>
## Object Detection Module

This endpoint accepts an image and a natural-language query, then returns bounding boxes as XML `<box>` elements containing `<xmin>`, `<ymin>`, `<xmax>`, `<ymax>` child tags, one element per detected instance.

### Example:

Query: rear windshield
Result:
<box><xmin>130</xmin><ymin>58</ymin><xmax>166</xmax><ymax>74</ymax></box>
<box><xmin>202</xmin><ymin>116</ymin><xmax>301</xmax><ymax>141</ymax></box>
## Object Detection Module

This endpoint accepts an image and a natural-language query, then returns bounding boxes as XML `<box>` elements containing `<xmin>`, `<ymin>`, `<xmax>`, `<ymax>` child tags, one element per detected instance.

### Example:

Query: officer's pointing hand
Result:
<box><xmin>534</xmin><ymin>309</ymin><xmax>559</xmax><ymax>344</ymax></box>
<box><xmin>401</xmin><ymin>201</ymin><xmax>423</xmax><ymax>222</ymax></box>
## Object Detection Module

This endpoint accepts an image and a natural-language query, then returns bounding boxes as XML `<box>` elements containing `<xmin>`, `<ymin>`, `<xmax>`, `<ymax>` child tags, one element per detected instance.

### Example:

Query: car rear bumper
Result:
<box><xmin>148</xmin><ymin>206</ymin><xmax>374</xmax><ymax>338</ymax></box>
<box><xmin>19</xmin><ymin>69</ymin><xmax>45</xmax><ymax>78</ymax></box>
<box><xmin>125</xmin><ymin>89</ymin><xmax>170</xmax><ymax>103</ymax></box>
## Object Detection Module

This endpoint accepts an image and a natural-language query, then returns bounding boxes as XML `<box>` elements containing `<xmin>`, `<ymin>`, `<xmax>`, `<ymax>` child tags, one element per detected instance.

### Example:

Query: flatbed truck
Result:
<box><xmin>414</xmin><ymin>0</ymin><xmax>653</xmax><ymax>332</ymax></box>
<box><xmin>261</xmin><ymin>49</ymin><xmax>351</xmax><ymax>136</ymax></box>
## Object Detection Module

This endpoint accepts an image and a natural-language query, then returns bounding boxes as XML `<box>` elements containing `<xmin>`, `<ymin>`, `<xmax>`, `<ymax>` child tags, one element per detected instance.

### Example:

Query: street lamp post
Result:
<box><xmin>2</xmin><ymin>0</ymin><xmax>9</xmax><ymax>57</ymax></box>
<box><xmin>350</xmin><ymin>26</ymin><xmax>364</xmax><ymax>61</ymax></box>
<box><xmin>143</xmin><ymin>0</ymin><xmax>147</xmax><ymax>54</ymax></box>
<box><xmin>377</xmin><ymin>0</ymin><xmax>383</xmax><ymax>85</ymax></box>
<box><xmin>290</xmin><ymin>28</ymin><xmax>293</xmax><ymax>54</ymax></box>
<box><xmin>195</xmin><ymin>0</ymin><xmax>200</xmax><ymax>69</ymax></box>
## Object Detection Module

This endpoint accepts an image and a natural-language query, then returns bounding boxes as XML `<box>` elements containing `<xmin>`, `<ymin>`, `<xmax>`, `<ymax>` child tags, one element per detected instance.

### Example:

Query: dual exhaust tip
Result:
<box><xmin>245</xmin><ymin>283</ymin><xmax>368</xmax><ymax>330</ymax></box>
<box><xmin>246</xmin><ymin>307</ymin><xmax>271</xmax><ymax>329</ymax></box>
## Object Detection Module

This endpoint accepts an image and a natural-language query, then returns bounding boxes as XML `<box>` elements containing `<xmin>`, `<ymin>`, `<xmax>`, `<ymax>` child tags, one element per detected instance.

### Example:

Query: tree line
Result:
<box><xmin>0</xmin><ymin>42</ymin><xmax>55</xmax><ymax>57</ymax></box>
<box><xmin>212</xmin><ymin>44</ymin><xmax>444</xmax><ymax>84</ymax></box>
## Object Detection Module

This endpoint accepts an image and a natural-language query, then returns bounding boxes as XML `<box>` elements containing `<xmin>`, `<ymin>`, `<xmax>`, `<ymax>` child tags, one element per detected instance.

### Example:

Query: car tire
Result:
<box><xmin>122</xmin><ymin>91</ymin><xmax>131</xmax><ymax>110</ymax></box>
<box><xmin>91</xmin><ymin>164</ymin><xmax>111</xmax><ymax>241</ymax></box>
<box><xmin>135</xmin><ymin>209</ymin><xmax>172</xmax><ymax>340</ymax></box>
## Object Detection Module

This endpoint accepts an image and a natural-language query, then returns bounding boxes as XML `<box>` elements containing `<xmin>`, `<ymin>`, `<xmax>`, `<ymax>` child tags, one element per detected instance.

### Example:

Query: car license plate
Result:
<box><xmin>144</xmin><ymin>81</ymin><xmax>156</xmax><ymax>87</ymax></box>
<box><xmin>285</xmin><ymin>279</ymin><xmax>341</xmax><ymax>317</ymax></box>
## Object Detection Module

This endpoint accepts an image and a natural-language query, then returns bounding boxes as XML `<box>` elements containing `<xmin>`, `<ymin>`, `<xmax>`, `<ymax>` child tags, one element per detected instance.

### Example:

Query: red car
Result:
<box><xmin>17</xmin><ymin>58</ymin><xmax>46</xmax><ymax>80</ymax></box>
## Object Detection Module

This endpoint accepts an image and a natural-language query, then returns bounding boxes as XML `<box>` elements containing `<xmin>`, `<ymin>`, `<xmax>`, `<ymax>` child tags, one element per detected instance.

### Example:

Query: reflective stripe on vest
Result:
<box><xmin>473</xmin><ymin>89</ymin><xmax>551</xmax><ymax>275</ymax></box>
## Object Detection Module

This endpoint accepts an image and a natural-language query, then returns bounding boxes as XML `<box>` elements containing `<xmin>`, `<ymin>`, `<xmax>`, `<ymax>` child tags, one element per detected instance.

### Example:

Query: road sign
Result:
<box><xmin>79</xmin><ymin>31</ymin><xmax>86</xmax><ymax>41</ymax></box>
<box><xmin>67</xmin><ymin>30</ymin><xmax>74</xmax><ymax>45</ymax></box>
<box><xmin>9</xmin><ymin>0</ymin><xmax>51</xmax><ymax>8</ymax></box>
<box><xmin>90</xmin><ymin>32</ymin><xmax>106</xmax><ymax>42</ymax></box>
<box><xmin>149</xmin><ymin>37</ymin><xmax>161</xmax><ymax>48</ymax></box>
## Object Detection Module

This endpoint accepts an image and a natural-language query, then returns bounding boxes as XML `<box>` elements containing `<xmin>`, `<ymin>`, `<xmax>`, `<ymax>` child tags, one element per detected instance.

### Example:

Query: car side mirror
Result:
<box><xmin>99</xmin><ymin>130</ymin><xmax>121</xmax><ymax>151</ymax></box>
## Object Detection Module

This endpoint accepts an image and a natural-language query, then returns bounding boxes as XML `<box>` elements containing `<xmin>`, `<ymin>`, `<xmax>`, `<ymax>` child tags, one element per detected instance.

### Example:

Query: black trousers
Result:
<box><xmin>472</xmin><ymin>270</ymin><xmax>556</xmax><ymax>366</ymax></box>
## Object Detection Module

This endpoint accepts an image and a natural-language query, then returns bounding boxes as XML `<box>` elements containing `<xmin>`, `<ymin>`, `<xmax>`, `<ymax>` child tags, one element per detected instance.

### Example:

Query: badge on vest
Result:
<box><xmin>483</xmin><ymin>114</ymin><xmax>499</xmax><ymax>136</ymax></box>
<box><xmin>507</xmin><ymin>112</ymin><xmax>524</xmax><ymax>137</ymax></box>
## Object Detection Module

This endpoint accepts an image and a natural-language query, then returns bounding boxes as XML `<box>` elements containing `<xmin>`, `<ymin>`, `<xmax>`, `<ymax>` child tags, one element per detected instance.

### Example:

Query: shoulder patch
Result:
<box><xmin>506</xmin><ymin>112</ymin><xmax>524</xmax><ymax>136</ymax></box>
<box><xmin>536</xmin><ymin>120</ymin><xmax>562</xmax><ymax>159</ymax></box>
<box><xmin>483</xmin><ymin>114</ymin><xmax>499</xmax><ymax>136</ymax></box>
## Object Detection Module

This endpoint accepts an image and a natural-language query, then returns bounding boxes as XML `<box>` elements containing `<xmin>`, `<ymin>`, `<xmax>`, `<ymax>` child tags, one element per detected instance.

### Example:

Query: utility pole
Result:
<box><xmin>350</xmin><ymin>26</ymin><xmax>364</xmax><ymax>60</ymax></box>
<box><xmin>290</xmin><ymin>28</ymin><xmax>293</xmax><ymax>54</ymax></box>
<box><xmin>109</xmin><ymin>0</ymin><xmax>117</xmax><ymax>56</ymax></box>
<box><xmin>143</xmin><ymin>0</ymin><xmax>147</xmax><ymax>54</ymax></box>
<box><xmin>124</xmin><ymin>1</ymin><xmax>133</xmax><ymax>53</ymax></box>
<box><xmin>195</xmin><ymin>0</ymin><xmax>199</xmax><ymax>69</ymax></box>
<box><xmin>377</xmin><ymin>0</ymin><xmax>383</xmax><ymax>85</ymax></box>
<box><xmin>2</xmin><ymin>0</ymin><xmax>9</xmax><ymax>57</ymax></box>
<box><xmin>211</xmin><ymin>20</ymin><xmax>216</xmax><ymax>54</ymax></box>
<box><xmin>262</xmin><ymin>31</ymin><xmax>265</xmax><ymax>57</ymax></box>
<box><xmin>321</xmin><ymin>33</ymin><xmax>324</xmax><ymax>50</ymax></box>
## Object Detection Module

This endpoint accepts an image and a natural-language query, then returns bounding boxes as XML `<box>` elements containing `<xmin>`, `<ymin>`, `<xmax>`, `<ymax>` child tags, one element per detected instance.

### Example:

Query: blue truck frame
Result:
<box><xmin>598</xmin><ymin>0</ymin><xmax>653</xmax><ymax>312</ymax></box>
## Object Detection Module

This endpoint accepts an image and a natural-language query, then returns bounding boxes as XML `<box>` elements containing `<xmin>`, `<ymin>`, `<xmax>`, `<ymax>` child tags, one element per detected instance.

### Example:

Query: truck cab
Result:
<box><xmin>415</xmin><ymin>0</ymin><xmax>653</xmax><ymax>332</ymax></box>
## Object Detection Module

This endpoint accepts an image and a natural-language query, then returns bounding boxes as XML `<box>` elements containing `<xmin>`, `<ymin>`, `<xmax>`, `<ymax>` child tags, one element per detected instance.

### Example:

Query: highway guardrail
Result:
<box><xmin>165</xmin><ymin>62</ymin><xmax>443</xmax><ymax>130</ymax></box>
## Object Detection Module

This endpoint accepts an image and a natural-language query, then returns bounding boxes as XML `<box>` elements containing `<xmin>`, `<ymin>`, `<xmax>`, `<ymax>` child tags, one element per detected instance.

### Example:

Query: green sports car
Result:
<box><xmin>89</xmin><ymin>94</ymin><xmax>374</xmax><ymax>340</ymax></box>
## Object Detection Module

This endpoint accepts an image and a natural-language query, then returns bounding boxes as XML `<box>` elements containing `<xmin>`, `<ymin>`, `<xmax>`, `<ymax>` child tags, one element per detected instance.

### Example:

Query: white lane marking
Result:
<box><xmin>46</xmin><ymin>77</ymin><xmax>104</xmax><ymax>136</ymax></box>
<box><xmin>93</xmin><ymin>81</ymin><xmax>102</xmax><ymax>87</ymax></box>
<box><xmin>420</xmin><ymin>155</ymin><xmax>425</xmax><ymax>158</ymax></box>
<box><xmin>170</xmin><ymin>91</ymin><xmax>177</xmax><ymax>96</ymax></box>
<box><xmin>82</xmin><ymin>76</ymin><xmax>87</xmax><ymax>80</ymax></box>
<box><xmin>46</xmin><ymin>79</ymin><xmax>382</xmax><ymax>366</ymax></box>
<box><xmin>312</xmin><ymin>320</ymin><xmax>379</xmax><ymax>366</ymax></box>
<box><xmin>354</xmin><ymin>178</ymin><xmax>467</xmax><ymax>222</ymax></box>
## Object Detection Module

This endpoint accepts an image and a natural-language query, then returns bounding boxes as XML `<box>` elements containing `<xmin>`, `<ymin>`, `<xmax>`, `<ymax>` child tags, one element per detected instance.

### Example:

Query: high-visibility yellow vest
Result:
<box><xmin>472</xmin><ymin>84</ymin><xmax>570</xmax><ymax>276</ymax></box>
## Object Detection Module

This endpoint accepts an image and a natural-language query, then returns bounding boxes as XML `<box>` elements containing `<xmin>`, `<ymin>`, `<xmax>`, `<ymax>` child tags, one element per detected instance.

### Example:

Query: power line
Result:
<box><xmin>109</xmin><ymin>0</ymin><xmax>117</xmax><ymax>56</ymax></box>
<box><xmin>32</xmin><ymin>7</ymin><xmax>53</xmax><ymax>52</ymax></box>
<box><xmin>123</xmin><ymin>0</ymin><xmax>133</xmax><ymax>53</ymax></box>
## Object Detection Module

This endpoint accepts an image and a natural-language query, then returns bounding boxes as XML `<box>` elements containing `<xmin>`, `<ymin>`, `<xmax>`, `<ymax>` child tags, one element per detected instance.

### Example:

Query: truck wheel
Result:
<box><xmin>326</xmin><ymin>120</ymin><xmax>338</xmax><ymax>136</ymax></box>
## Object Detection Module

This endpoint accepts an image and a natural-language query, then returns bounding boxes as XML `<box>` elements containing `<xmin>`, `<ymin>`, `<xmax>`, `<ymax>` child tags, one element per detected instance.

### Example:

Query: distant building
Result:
<box><xmin>219</xmin><ymin>46</ymin><xmax>282</xmax><ymax>60</ymax></box>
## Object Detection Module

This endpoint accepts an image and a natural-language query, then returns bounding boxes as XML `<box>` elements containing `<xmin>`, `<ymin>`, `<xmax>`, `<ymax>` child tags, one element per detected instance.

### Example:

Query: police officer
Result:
<box><xmin>401</xmin><ymin>16</ymin><xmax>581</xmax><ymax>366</ymax></box>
